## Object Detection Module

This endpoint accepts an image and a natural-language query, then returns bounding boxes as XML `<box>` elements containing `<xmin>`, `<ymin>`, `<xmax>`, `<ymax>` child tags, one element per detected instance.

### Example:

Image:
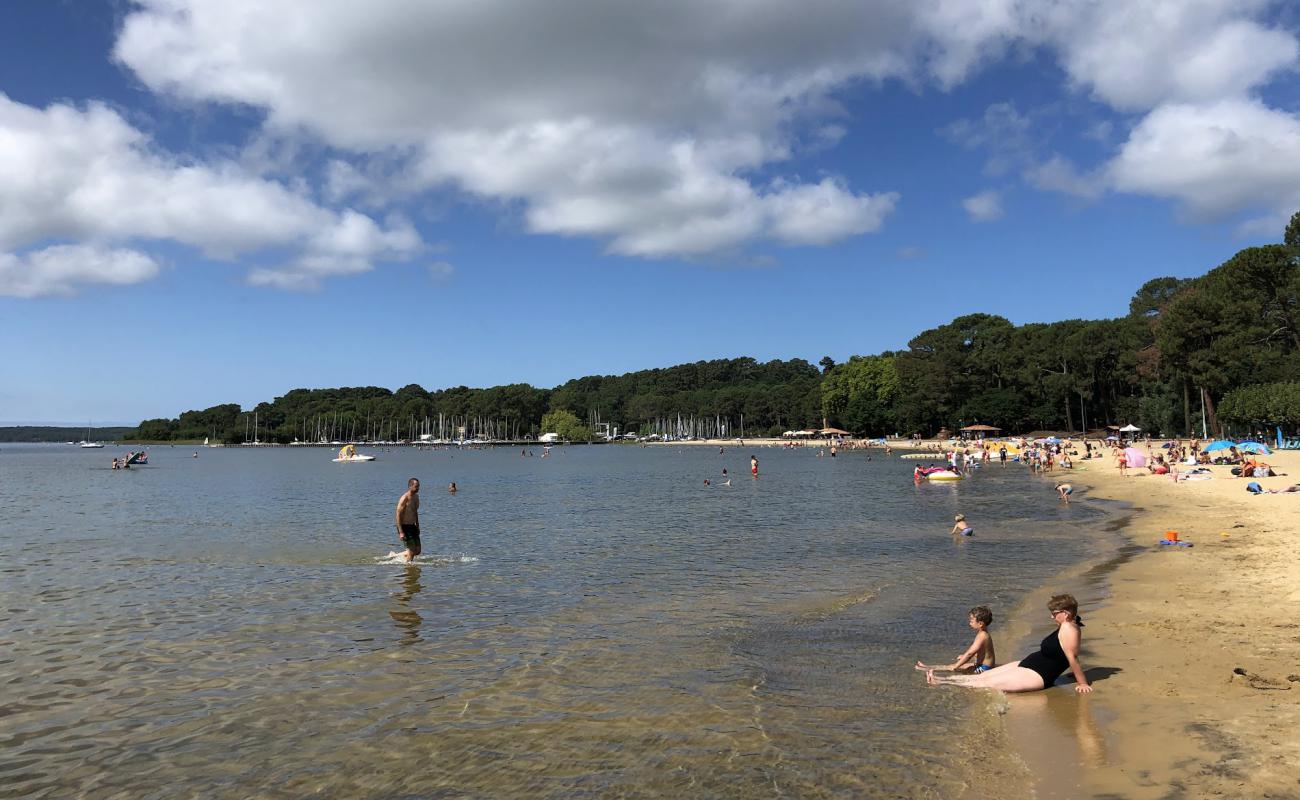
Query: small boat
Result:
<box><xmin>332</xmin><ymin>444</ymin><xmax>375</xmax><ymax>463</ymax></box>
<box><xmin>79</xmin><ymin>422</ymin><xmax>104</xmax><ymax>447</ymax></box>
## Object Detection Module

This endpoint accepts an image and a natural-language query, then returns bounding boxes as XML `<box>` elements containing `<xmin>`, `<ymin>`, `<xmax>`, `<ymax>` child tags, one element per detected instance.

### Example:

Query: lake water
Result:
<box><xmin>0</xmin><ymin>443</ymin><xmax>1115</xmax><ymax>798</ymax></box>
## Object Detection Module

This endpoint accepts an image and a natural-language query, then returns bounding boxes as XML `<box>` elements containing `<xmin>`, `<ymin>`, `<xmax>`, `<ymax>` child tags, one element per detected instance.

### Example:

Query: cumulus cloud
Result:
<box><xmin>0</xmin><ymin>93</ymin><xmax>422</xmax><ymax>293</ymax></box>
<box><xmin>1108</xmin><ymin>98</ymin><xmax>1300</xmax><ymax>224</ymax></box>
<box><xmin>962</xmin><ymin>191</ymin><xmax>1004</xmax><ymax>222</ymax></box>
<box><xmin>0</xmin><ymin>245</ymin><xmax>160</xmax><ymax>298</ymax></box>
<box><xmin>1</xmin><ymin>0</ymin><xmax>1289</xmax><ymax>294</ymax></box>
<box><xmin>115</xmin><ymin>0</ymin><xmax>944</xmax><ymax>258</ymax></box>
<box><xmin>1038</xmin><ymin>0</ymin><xmax>1298</xmax><ymax>111</ymax></box>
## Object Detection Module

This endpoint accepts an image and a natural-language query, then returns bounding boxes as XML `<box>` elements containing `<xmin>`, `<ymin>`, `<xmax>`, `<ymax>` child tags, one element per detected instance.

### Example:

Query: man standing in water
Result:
<box><xmin>395</xmin><ymin>478</ymin><xmax>422</xmax><ymax>563</ymax></box>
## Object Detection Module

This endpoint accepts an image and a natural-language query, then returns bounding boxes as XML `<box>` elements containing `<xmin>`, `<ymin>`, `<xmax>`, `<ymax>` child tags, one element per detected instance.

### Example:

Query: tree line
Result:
<box><xmin>131</xmin><ymin>213</ymin><xmax>1300</xmax><ymax>443</ymax></box>
<box><xmin>0</xmin><ymin>426</ymin><xmax>134</xmax><ymax>443</ymax></box>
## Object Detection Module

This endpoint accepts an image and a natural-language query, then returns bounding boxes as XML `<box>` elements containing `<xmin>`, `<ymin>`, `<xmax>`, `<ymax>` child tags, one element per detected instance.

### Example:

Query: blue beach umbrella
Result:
<box><xmin>1203</xmin><ymin>440</ymin><xmax>1235</xmax><ymax>452</ymax></box>
<box><xmin>1237</xmin><ymin>441</ymin><xmax>1272</xmax><ymax>455</ymax></box>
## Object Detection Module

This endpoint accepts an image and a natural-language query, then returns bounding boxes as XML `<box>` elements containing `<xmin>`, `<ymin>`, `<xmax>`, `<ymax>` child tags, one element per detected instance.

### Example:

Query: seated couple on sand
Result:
<box><xmin>917</xmin><ymin>594</ymin><xmax>1092</xmax><ymax>694</ymax></box>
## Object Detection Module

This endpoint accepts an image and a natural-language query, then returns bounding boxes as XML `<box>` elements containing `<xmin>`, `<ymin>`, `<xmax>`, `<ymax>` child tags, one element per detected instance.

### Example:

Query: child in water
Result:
<box><xmin>915</xmin><ymin>606</ymin><xmax>996</xmax><ymax>673</ymax></box>
<box><xmin>950</xmin><ymin>514</ymin><xmax>974</xmax><ymax>536</ymax></box>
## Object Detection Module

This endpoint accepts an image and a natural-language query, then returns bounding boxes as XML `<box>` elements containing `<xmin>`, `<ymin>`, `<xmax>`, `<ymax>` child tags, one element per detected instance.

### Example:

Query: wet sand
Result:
<box><xmin>1024</xmin><ymin>447</ymin><xmax>1300</xmax><ymax>797</ymax></box>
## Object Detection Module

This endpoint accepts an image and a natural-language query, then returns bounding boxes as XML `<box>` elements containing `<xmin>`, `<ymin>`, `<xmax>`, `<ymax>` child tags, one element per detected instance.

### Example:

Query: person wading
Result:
<box><xmin>395</xmin><ymin>478</ymin><xmax>422</xmax><ymax>563</ymax></box>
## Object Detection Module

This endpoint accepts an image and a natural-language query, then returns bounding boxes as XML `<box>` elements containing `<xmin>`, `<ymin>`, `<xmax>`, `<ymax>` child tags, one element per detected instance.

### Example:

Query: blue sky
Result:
<box><xmin>3</xmin><ymin>0</ymin><xmax>1299</xmax><ymax>424</ymax></box>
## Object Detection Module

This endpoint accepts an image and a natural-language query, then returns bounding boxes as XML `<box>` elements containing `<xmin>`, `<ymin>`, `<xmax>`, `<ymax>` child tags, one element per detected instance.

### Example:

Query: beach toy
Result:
<box><xmin>1158</xmin><ymin>539</ymin><xmax>1193</xmax><ymax>547</ymax></box>
<box><xmin>1165</xmin><ymin>530</ymin><xmax>1179</xmax><ymax>542</ymax></box>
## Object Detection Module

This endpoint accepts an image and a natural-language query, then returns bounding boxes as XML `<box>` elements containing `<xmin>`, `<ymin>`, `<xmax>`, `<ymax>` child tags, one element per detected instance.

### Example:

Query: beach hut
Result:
<box><xmin>819</xmin><ymin>427</ymin><xmax>852</xmax><ymax>438</ymax></box>
<box><xmin>960</xmin><ymin>424</ymin><xmax>1001</xmax><ymax>432</ymax></box>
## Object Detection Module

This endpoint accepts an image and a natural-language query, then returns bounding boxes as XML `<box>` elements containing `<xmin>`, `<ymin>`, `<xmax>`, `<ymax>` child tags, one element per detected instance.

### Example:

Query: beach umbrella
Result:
<box><xmin>1237</xmin><ymin>441</ymin><xmax>1272</xmax><ymax>455</ymax></box>
<box><xmin>1203</xmin><ymin>440</ymin><xmax>1235</xmax><ymax>452</ymax></box>
<box><xmin>1123</xmin><ymin>447</ymin><xmax>1147</xmax><ymax>467</ymax></box>
<box><xmin>1105</xmin><ymin>435</ymin><xmax>1119</xmax><ymax>441</ymax></box>
<box><xmin>1037</xmin><ymin>436</ymin><xmax>1063</xmax><ymax>444</ymax></box>
<box><xmin>1119</xmin><ymin>423</ymin><xmax>1141</xmax><ymax>432</ymax></box>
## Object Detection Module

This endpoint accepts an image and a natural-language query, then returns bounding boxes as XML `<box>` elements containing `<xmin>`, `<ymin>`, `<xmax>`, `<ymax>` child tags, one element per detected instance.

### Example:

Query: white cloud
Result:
<box><xmin>943</xmin><ymin>102</ymin><xmax>1036</xmax><ymax>177</ymax></box>
<box><xmin>116</xmin><ymin>0</ymin><xmax>941</xmax><ymax>258</ymax></box>
<box><xmin>1107</xmin><ymin>99</ymin><xmax>1300</xmax><ymax>224</ymax></box>
<box><xmin>1026</xmin><ymin>156</ymin><xmax>1105</xmax><ymax>200</ymax></box>
<box><xmin>0</xmin><ymin>93</ymin><xmax>422</xmax><ymax>292</ymax></box>
<box><xmin>0</xmin><ymin>0</ymin><xmax>1284</xmax><ymax>285</ymax></box>
<box><xmin>962</xmin><ymin>190</ymin><xmax>1004</xmax><ymax>222</ymax></box>
<box><xmin>0</xmin><ymin>245</ymin><xmax>160</xmax><ymax>298</ymax></box>
<box><xmin>765</xmin><ymin>180</ymin><xmax>898</xmax><ymax>245</ymax></box>
<box><xmin>1039</xmin><ymin>0</ymin><xmax>1298</xmax><ymax>111</ymax></box>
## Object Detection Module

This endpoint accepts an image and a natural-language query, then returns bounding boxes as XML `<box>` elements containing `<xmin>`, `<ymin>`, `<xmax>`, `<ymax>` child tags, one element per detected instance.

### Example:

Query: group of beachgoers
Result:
<box><xmin>1109</xmin><ymin>438</ymin><xmax>1287</xmax><ymax>483</ymax></box>
<box><xmin>109</xmin><ymin>451</ymin><xmax>143</xmax><ymax>469</ymax></box>
<box><xmin>916</xmin><ymin>594</ymin><xmax>1092</xmax><ymax>694</ymax></box>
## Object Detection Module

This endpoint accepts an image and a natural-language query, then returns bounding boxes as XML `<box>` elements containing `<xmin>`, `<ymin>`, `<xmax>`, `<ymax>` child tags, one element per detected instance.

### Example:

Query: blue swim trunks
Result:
<box><xmin>973</xmin><ymin>664</ymin><xmax>993</xmax><ymax>673</ymax></box>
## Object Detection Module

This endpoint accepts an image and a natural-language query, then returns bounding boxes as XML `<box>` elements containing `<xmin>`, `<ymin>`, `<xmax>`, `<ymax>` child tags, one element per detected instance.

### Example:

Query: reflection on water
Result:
<box><xmin>389</xmin><ymin>565</ymin><xmax>423</xmax><ymax>645</ymax></box>
<box><xmin>0</xmin><ymin>443</ymin><xmax>1117</xmax><ymax>798</ymax></box>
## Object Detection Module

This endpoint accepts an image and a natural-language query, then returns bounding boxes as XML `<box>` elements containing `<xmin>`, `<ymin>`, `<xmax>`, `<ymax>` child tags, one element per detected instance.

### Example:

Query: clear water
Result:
<box><xmin>0</xmin><ymin>444</ymin><xmax>1111</xmax><ymax>798</ymax></box>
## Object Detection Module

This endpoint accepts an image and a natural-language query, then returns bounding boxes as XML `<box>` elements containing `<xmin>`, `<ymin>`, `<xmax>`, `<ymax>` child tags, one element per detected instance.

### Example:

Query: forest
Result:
<box><xmin>130</xmin><ymin>213</ymin><xmax>1300</xmax><ymax>443</ymax></box>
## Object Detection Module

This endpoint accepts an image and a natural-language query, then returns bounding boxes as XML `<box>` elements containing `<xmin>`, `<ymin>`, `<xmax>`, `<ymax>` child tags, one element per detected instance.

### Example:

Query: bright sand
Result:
<box><xmin>1016</xmin><ymin>445</ymin><xmax>1300</xmax><ymax>798</ymax></box>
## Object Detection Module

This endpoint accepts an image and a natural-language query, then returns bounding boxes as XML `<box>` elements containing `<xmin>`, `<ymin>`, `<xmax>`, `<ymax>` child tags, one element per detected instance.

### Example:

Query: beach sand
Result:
<box><xmin>1020</xmin><ymin>446</ymin><xmax>1300</xmax><ymax>798</ymax></box>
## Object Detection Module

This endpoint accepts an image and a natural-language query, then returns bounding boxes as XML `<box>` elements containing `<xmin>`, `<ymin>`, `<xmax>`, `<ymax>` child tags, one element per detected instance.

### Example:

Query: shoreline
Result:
<box><xmin>1013</xmin><ymin>446</ymin><xmax>1300</xmax><ymax>797</ymax></box>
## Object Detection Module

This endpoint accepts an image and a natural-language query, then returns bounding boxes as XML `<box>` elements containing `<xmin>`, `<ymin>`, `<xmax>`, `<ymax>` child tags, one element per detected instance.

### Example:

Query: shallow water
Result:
<box><xmin>0</xmin><ymin>444</ymin><xmax>1112</xmax><ymax>798</ymax></box>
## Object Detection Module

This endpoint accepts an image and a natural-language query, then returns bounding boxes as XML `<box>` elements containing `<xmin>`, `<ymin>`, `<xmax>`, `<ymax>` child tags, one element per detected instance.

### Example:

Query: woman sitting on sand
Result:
<box><xmin>924</xmin><ymin>593</ymin><xmax>1092</xmax><ymax>694</ymax></box>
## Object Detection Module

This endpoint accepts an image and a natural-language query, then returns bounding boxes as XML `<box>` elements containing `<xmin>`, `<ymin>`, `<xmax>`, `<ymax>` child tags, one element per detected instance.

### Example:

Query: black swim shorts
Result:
<box><xmin>400</xmin><ymin>523</ymin><xmax>421</xmax><ymax>550</ymax></box>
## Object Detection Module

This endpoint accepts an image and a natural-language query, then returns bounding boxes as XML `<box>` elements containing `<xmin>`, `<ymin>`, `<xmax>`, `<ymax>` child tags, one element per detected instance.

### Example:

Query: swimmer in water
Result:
<box><xmin>951</xmin><ymin>514</ymin><xmax>973</xmax><ymax>536</ymax></box>
<box><xmin>448</xmin><ymin>482</ymin><xmax>457</xmax><ymax>494</ymax></box>
<box><xmin>721</xmin><ymin>468</ymin><xmax>730</xmax><ymax>486</ymax></box>
<box><xmin>751</xmin><ymin>455</ymin><xmax>758</xmax><ymax>477</ymax></box>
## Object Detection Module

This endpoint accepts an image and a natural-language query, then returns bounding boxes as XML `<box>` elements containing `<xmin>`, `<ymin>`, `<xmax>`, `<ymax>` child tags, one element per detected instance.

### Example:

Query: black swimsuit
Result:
<box><xmin>1019</xmin><ymin>629</ymin><xmax>1069</xmax><ymax>687</ymax></box>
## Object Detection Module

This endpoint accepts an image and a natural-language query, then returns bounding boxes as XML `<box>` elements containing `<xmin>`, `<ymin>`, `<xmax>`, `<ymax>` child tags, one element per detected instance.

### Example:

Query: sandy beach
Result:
<box><xmin>1009</xmin><ymin>444</ymin><xmax>1300</xmax><ymax>798</ymax></box>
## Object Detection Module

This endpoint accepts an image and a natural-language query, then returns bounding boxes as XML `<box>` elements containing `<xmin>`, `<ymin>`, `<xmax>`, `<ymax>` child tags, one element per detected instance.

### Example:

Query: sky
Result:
<box><xmin>3</xmin><ymin>0</ymin><xmax>1299</xmax><ymax>425</ymax></box>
